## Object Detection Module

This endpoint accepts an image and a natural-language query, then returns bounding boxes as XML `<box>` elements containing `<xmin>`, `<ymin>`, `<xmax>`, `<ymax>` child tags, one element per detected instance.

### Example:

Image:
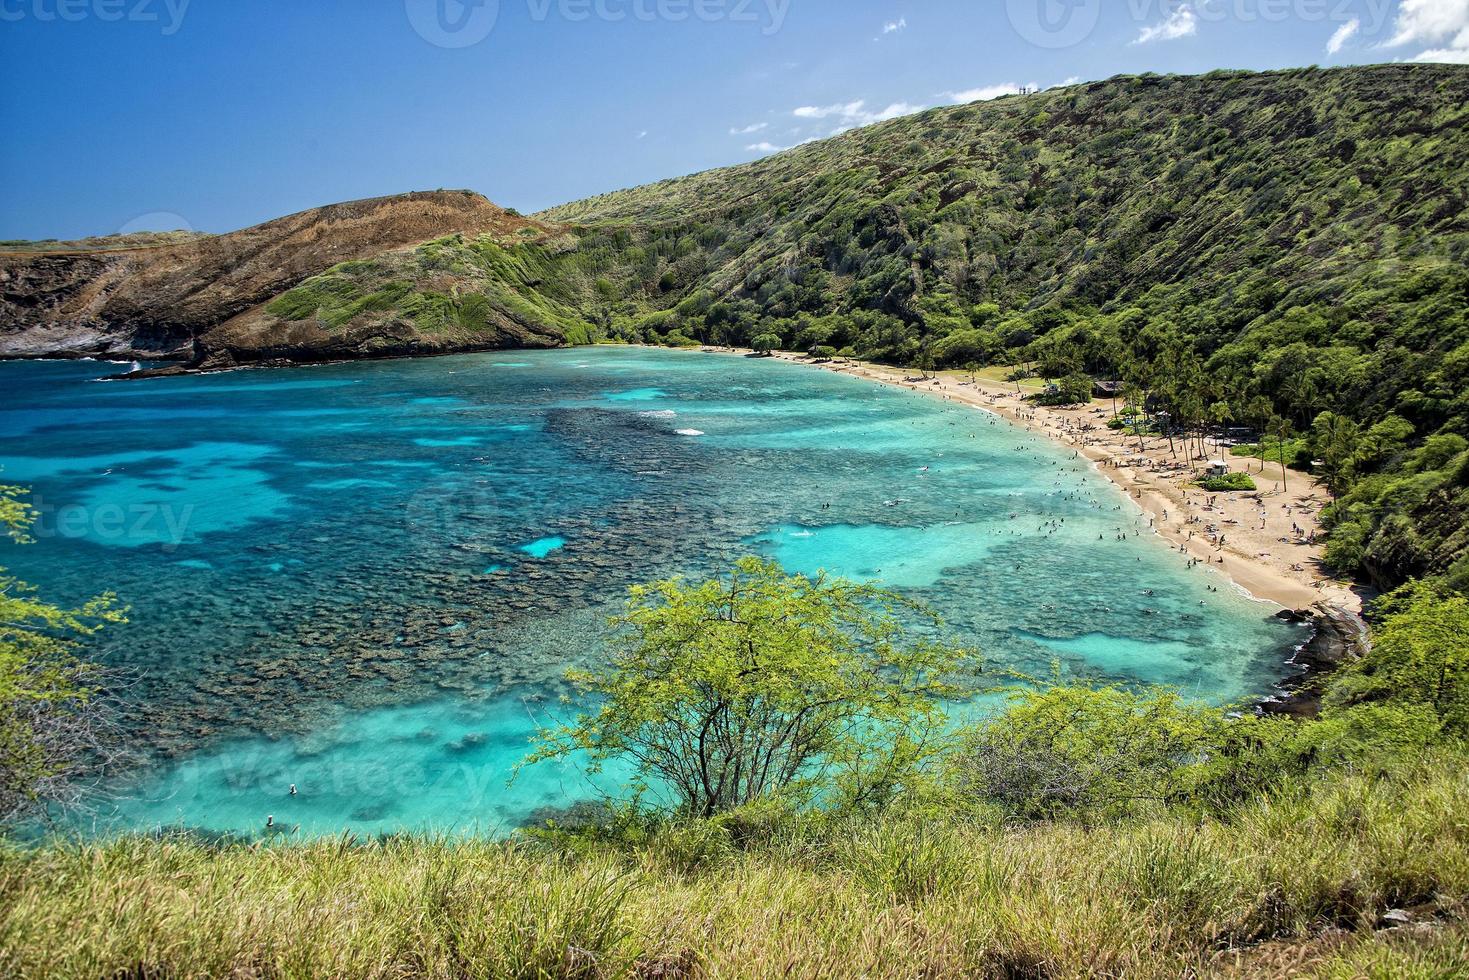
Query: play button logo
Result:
<box><xmin>406</xmin><ymin>0</ymin><xmax>500</xmax><ymax>49</ymax></box>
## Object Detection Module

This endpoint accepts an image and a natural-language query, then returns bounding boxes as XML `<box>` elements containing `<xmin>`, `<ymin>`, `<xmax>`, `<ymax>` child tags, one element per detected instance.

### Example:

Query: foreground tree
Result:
<box><xmin>750</xmin><ymin>332</ymin><xmax>781</xmax><ymax>356</ymax></box>
<box><xmin>1</xmin><ymin>482</ymin><xmax>126</xmax><ymax>823</ymax></box>
<box><xmin>529</xmin><ymin>558</ymin><xmax>977</xmax><ymax>817</ymax></box>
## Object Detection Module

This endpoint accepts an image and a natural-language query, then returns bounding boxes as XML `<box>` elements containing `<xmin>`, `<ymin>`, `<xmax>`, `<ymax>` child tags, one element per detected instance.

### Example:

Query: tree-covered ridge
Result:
<box><xmin>539</xmin><ymin>65</ymin><xmax>1466</xmax><ymax>361</ymax></box>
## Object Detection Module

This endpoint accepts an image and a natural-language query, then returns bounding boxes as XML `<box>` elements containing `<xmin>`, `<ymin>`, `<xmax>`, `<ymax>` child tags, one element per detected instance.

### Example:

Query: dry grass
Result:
<box><xmin>2</xmin><ymin>754</ymin><xmax>1466</xmax><ymax>979</ymax></box>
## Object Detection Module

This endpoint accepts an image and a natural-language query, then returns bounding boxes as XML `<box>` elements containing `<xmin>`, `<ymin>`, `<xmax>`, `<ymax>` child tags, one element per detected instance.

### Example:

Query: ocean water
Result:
<box><xmin>0</xmin><ymin>348</ymin><xmax>1305</xmax><ymax>837</ymax></box>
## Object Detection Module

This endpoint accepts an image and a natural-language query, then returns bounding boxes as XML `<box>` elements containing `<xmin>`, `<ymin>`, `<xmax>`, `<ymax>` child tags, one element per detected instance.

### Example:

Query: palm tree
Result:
<box><xmin>1283</xmin><ymin>375</ymin><xmax>1321</xmax><ymax>430</ymax></box>
<box><xmin>1312</xmin><ymin>411</ymin><xmax>1360</xmax><ymax>499</ymax></box>
<box><xmin>1207</xmin><ymin>401</ymin><xmax>1233</xmax><ymax>460</ymax></box>
<box><xmin>1271</xmin><ymin>416</ymin><xmax>1295</xmax><ymax>492</ymax></box>
<box><xmin>1246</xmin><ymin>396</ymin><xmax>1274</xmax><ymax>474</ymax></box>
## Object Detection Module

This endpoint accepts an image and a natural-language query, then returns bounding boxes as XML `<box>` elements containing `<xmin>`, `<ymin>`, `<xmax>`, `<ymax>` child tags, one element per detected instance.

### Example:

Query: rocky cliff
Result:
<box><xmin>0</xmin><ymin>190</ymin><xmax>570</xmax><ymax>364</ymax></box>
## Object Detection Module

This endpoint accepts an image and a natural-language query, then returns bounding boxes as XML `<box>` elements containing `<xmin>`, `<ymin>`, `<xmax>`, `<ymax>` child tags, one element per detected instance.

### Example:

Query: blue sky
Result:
<box><xmin>1</xmin><ymin>0</ymin><xmax>1465</xmax><ymax>239</ymax></box>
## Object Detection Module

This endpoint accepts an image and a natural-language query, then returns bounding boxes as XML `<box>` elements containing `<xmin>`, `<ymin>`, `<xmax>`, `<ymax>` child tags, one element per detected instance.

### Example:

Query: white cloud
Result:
<box><xmin>882</xmin><ymin>17</ymin><xmax>906</xmax><ymax>34</ymax></box>
<box><xmin>1133</xmin><ymin>4</ymin><xmax>1197</xmax><ymax>44</ymax></box>
<box><xmin>1051</xmin><ymin>76</ymin><xmax>1082</xmax><ymax>88</ymax></box>
<box><xmin>793</xmin><ymin>100</ymin><xmax>868</xmax><ymax>120</ymax></box>
<box><xmin>1385</xmin><ymin>0</ymin><xmax>1469</xmax><ymax>63</ymax></box>
<box><xmin>730</xmin><ymin>121</ymin><xmax>768</xmax><ymax>135</ymax></box>
<box><xmin>746</xmin><ymin>136</ymin><xmax>819</xmax><ymax>155</ymax></box>
<box><xmin>791</xmin><ymin>100</ymin><xmax>923</xmax><ymax>127</ymax></box>
<box><xmin>1412</xmin><ymin>46</ymin><xmax>1469</xmax><ymax>60</ymax></box>
<box><xmin>636</xmin><ymin>130</ymin><xmax>649</xmax><ymax>139</ymax></box>
<box><xmin>1388</xmin><ymin>0</ymin><xmax>1469</xmax><ymax>46</ymax></box>
<box><xmin>1327</xmin><ymin>17</ymin><xmax>1360</xmax><ymax>55</ymax></box>
<box><xmin>941</xmin><ymin>83</ymin><xmax>1023</xmax><ymax>103</ymax></box>
<box><xmin>867</xmin><ymin>101</ymin><xmax>923</xmax><ymax>122</ymax></box>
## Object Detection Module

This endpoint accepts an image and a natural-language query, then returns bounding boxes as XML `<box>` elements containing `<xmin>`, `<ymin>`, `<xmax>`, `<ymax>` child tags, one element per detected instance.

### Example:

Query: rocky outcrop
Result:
<box><xmin>1261</xmin><ymin>603</ymin><xmax>1372</xmax><ymax>718</ymax></box>
<box><xmin>0</xmin><ymin>190</ymin><xmax>563</xmax><ymax>363</ymax></box>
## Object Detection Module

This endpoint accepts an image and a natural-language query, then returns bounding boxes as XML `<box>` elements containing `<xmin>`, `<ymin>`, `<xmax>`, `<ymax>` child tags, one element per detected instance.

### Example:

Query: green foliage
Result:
<box><xmin>749</xmin><ymin>332</ymin><xmax>780</xmax><ymax>355</ymax></box>
<box><xmin>946</xmin><ymin>684</ymin><xmax>1294</xmax><ymax>822</ymax></box>
<box><xmin>1229</xmin><ymin>439</ymin><xmax>1310</xmax><ymax>468</ymax></box>
<box><xmin>1032</xmin><ymin>373</ymin><xmax>1092</xmax><ymax>407</ymax></box>
<box><xmin>265</xmin><ymin>236</ymin><xmax>602</xmax><ymax>345</ymax></box>
<box><xmin>1323</xmin><ymin>440</ymin><xmax>1469</xmax><ymax>590</ymax></box>
<box><xmin>1323</xmin><ymin>584</ymin><xmax>1469</xmax><ymax>738</ymax></box>
<box><xmin>0</xmin><ymin>482</ymin><xmax>36</xmax><ymax>544</ymax></box>
<box><xmin>0</xmin><ymin>483</ymin><xmax>125</xmax><ymax>822</ymax></box>
<box><xmin>1198</xmin><ymin>471</ymin><xmax>1257</xmax><ymax>492</ymax></box>
<box><xmin>527</xmin><ymin>558</ymin><xmax>977</xmax><ymax>818</ymax></box>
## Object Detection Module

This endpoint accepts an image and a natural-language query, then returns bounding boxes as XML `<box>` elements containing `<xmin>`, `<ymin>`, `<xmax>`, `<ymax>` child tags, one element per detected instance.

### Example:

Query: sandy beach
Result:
<box><xmin>709</xmin><ymin>348</ymin><xmax>1368</xmax><ymax>616</ymax></box>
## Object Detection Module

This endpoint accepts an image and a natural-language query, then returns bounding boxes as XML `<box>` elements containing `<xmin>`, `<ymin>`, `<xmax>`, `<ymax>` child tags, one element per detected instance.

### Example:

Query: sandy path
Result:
<box><xmin>711</xmin><ymin>349</ymin><xmax>1367</xmax><ymax>614</ymax></box>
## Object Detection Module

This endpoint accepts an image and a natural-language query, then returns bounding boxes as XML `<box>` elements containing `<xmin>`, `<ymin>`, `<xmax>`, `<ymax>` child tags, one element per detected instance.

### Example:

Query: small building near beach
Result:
<box><xmin>1205</xmin><ymin>460</ymin><xmax>1230</xmax><ymax>478</ymax></box>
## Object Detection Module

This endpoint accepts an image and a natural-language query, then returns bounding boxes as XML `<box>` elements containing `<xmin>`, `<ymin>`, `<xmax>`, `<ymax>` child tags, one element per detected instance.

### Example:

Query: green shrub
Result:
<box><xmin>945</xmin><ymin>684</ymin><xmax>1295</xmax><ymax>823</ymax></box>
<box><xmin>1198</xmin><ymin>472</ymin><xmax>1257</xmax><ymax>492</ymax></box>
<box><xmin>1032</xmin><ymin>372</ymin><xmax>1093</xmax><ymax>406</ymax></box>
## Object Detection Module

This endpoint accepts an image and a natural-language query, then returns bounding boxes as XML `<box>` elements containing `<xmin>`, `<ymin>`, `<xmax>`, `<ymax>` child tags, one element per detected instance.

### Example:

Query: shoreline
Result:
<box><xmin>705</xmin><ymin>347</ymin><xmax>1366</xmax><ymax>617</ymax></box>
<box><xmin>726</xmin><ymin>346</ymin><xmax>1373</xmax><ymax>714</ymax></box>
<box><xmin>14</xmin><ymin>341</ymin><xmax>1368</xmax><ymax>711</ymax></box>
<box><xmin>41</xmin><ymin>338</ymin><xmax>1363</xmax><ymax>618</ymax></box>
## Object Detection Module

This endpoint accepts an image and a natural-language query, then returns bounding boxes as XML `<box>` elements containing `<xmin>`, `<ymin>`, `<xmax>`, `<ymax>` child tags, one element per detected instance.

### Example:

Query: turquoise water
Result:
<box><xmin>0</xmin><ymin>348</ymin><xmax>1304</xmax><ymax>838</ymax></box>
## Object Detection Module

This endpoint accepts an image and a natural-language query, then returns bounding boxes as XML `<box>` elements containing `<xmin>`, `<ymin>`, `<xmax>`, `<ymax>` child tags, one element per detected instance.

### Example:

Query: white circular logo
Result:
<box><xmin>116</xmin><ymin>211</ymin><xmax>194</xmax><ymax>236</ymax></box>
<box><xmin>405</xmin><ymin>0</ymin><xmax>500</xmax><ymax>49</ymax></box>
<box><xmin>1005</xmin><ymin>0</ymin><xmax>1101</xmax><ymax>49</ymax></box>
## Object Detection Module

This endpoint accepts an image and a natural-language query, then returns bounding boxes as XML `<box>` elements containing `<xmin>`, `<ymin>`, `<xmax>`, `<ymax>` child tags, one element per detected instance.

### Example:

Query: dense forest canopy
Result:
<box><xmin>258</xmin><ymin>64</ymin><xmax>1469</xmax><ymax>591</ymax></box>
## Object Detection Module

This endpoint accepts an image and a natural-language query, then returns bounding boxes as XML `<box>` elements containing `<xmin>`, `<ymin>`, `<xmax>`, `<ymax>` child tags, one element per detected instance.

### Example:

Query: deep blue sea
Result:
<box><xmin>0</xmin><ymin>348</ymin><xmax>1304</xmax><ymax>837</ymax></box>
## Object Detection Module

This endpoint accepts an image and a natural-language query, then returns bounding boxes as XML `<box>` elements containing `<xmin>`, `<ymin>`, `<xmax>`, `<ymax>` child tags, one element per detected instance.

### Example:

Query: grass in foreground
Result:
<box><xmin>2</xmin><ymin>751</ymin><xmax>1466</xmax><ymax>979</ymax></box>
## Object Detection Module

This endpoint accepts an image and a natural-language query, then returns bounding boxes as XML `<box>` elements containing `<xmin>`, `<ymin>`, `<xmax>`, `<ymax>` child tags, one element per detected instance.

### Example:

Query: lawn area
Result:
<box><xmin>942</xmin><ymin>365</ymin><xmax>1049</xmax><ymax>390</ymax></box>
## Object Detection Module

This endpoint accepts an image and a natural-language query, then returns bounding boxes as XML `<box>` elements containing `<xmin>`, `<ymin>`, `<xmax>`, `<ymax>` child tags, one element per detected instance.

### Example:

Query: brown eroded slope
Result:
<box><xmin>0</xmin><ymin>190</ymin><xmax>559</xmax><ymax>360</ymax></box>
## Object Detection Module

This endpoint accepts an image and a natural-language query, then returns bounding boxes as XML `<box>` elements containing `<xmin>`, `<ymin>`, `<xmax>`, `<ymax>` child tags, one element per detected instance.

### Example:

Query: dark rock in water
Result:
<box><xmin>108</xmin><ymin>363</ymin><xmax>197</xmax><ymax>382</ymax></box>
<box><xmin>445</xmin><ymin>732</ymin><xmax>488</xmax><ymax>753</ymax></box>
<box><xmin>1261</xmin><ymin>602</ymin><xmax>1371</xmax><ymax>719</ymax></box>
<box><xmin>350</xmin><ymin>802</ymin><xmax>397</xmax><ymax>822</ymax></box>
